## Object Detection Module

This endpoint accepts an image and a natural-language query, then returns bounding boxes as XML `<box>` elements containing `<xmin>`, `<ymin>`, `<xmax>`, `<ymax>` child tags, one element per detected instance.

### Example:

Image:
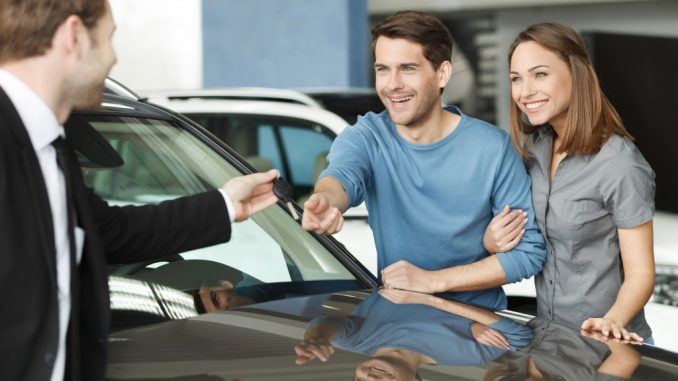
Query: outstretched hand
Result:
<box><xmin>302</xmin><ymin>193</ymin><xmax>344</xmax><ymax>234</ymax></box>
<box><xmin>221</xmin><ymin>169</ymin><xmax>279</xmax><ymax>222</ymax></box>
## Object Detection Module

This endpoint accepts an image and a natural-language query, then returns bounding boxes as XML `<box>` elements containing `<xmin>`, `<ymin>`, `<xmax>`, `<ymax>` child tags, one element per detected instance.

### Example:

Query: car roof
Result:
<box><xmin>146</xmin><ymin>97</ymin><xmax>350</xmax><ymax>135</ymax></box>
<box><xmin>141</xmin><ymin>87</ymin><xmax>323</xmax><ymax>108</ymax></box>
<box><xmin>103</xmin><ymin>78</ymin><xmax>140</xmax><ymax>100</ymax></box>
<box><xmin>295</xmin><ymin>86</ymin><xmax>378</xmax><ymax>96</ymax></box>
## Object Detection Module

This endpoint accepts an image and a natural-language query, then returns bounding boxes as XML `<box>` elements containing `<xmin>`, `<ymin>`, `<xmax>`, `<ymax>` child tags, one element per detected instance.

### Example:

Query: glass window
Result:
<box><xmin>279</xmin><ymin>124</ymin><xmax>333</xmax><ymax>186</ymax></box>
<box><xmin>68</xmin><ymin>114</ymin><xmax>360</xmax><ymax>327</ymax></box>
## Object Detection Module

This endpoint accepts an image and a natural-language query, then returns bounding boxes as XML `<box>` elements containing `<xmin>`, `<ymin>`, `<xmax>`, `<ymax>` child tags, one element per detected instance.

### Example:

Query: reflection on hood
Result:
<box><xmin>310</xmin><ymin>290</ymin><xmax>532</xmax><ymax>366</ymax></box>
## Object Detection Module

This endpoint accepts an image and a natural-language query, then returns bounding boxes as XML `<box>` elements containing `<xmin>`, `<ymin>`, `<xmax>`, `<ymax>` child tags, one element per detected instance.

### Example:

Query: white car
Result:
<box><xmin>145</xmin><ymin>94</ymin><xmax>379</xmax><ymax>274</ymax></box>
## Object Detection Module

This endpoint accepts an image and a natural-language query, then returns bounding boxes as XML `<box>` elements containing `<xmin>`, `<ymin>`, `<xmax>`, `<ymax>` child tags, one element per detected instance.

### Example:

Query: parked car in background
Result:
<box><xmin>144</xmin><ymin>90</ymin><xmax>378</xmax><ymax>274</ymax></box>
<box><xmin>141</xmin><ymin>87</ymin><xmax>322</xmax><ymax>108</ymax></box>
<box><xmin>295</xmin><ymin>87</ymin><xmax>384</xmax><ymax>125</ymax></box>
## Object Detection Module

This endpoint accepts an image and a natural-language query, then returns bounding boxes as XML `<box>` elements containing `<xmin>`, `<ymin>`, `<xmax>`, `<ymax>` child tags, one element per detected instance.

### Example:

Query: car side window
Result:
<box><xmin>186</xmin><ymin>113</ymin><xmax>336</xmax><ymax>199</ymax></box>
<box><xmin>279</xmin><ymin>125</ymin><xmax>333</xmax><ymax>186</ymax></box>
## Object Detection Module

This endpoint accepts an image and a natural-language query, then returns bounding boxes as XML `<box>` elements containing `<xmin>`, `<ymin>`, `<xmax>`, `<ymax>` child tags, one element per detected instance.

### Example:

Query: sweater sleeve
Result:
<box><xmin>492</xmin><ymin>135</ymin><xmax>547</xmax><ymax>283</ymax></box>
<box><xmin>317</xmin><ymin>125</ymin><xmax>372</xmax><ymax>208</ymax></box>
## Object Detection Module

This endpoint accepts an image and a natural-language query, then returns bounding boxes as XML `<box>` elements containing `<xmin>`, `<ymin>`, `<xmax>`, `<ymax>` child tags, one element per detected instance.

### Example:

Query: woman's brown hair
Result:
<box><xmin>507</xmin><ymin>22</ymin><xmax>633</xmax><ymax>160</ymax></box>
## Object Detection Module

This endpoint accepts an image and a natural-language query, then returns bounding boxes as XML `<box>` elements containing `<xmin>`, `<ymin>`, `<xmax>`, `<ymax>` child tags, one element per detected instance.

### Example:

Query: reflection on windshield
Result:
<box><xmin>65</xmin><ymin>113</ymin><xmax>364</xmax><ymax>328</ymax></box>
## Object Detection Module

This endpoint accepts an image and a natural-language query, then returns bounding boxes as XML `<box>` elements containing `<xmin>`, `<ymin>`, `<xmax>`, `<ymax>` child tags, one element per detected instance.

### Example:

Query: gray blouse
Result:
<box><xmin>526</xmin><ymin>127</ymin><xmax>655</xmax><ymax>339</ymax></box>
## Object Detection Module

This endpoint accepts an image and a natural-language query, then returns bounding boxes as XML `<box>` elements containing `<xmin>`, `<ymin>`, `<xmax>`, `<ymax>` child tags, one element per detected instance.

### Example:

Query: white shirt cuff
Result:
<box><xmin>218</xmin><ymin>189</ymin><xmax>235</xmax><ymax>223</ymax></box>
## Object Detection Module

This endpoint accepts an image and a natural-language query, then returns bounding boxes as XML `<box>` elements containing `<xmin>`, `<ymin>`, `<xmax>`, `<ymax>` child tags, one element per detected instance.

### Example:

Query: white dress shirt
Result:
<box><xmin>0</xmin><ymin>69</ymin><xmax>237</xmax><ymax>381</ymax></box>
<box><xmin>0</xmin><ymin>69</ymin><xmax>84</xmax><ymax>381</ymax></box>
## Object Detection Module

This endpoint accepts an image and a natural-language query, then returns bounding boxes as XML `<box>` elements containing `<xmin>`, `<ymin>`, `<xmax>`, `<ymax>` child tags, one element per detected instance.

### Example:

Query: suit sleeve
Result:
<box><xmin>492</xmin><ymin>136</ymin><xmax>547</xmax><ymax>283</ymax></box>
<box><xmin>88</xmin><ymin>188</ymin><xmax>232</xmax><ymax>264</ymax></box>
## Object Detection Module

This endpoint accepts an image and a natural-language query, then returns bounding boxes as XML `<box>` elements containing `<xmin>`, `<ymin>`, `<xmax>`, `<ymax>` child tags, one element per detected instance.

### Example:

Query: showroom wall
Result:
<box><xmin>202</xmin><ymin>0</ymin><xmax>369</xmax><ymax>88</ymax></box>
<box><xmin>108</xmin><ymin>0</ymin><xmax>369</xmax><ymax>92</ymax></box>
<box><xmin>109</xmin><ymin>0</ymin><xmax>203</xmax><ymax>91</ymax></box>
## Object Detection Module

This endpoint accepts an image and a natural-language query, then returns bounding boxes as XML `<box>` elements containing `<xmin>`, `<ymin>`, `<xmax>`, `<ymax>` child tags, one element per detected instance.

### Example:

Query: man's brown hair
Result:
<box><xmin>371</xmin><ymin>10</ymin><xmax>453</xmax><ymax>70</ymax></box>
<box><xmin>507</xmin><ymin>22</ymin><xmax>633</xmax><ymax>160</ymax></box>
<box><xmin>0</xmin><ymin>0</ymin><xmax>107</xmax><ymax>64</ymax></box>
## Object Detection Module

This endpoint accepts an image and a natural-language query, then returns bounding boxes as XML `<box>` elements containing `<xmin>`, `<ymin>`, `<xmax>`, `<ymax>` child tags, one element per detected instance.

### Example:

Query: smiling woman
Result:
<box><xmin>485</xmin><ymin>22</ymin><xmax>656</xmax><ymax>343</ymax></box>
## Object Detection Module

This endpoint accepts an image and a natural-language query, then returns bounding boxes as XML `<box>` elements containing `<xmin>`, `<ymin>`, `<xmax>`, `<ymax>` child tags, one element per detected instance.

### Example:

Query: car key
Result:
<box><xmin>273</xmin><ymin>177</ymin><xmax>299</xmax><ymax>220</ymax></box>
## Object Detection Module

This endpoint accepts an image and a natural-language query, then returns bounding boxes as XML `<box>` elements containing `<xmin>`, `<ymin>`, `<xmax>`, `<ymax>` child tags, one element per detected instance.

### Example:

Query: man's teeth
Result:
<box><xmin>391</xmin><ymin>96</ymin><xmax>413</xmax><ymax>103</ymax></box>
<box><xmin>526</xmin><ymin>101</ymin><xmax>547</xmax><ymax>110</ymax></box>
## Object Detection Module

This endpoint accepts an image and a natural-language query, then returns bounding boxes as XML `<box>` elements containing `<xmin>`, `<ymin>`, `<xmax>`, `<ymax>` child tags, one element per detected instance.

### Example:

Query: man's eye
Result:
<box><xmin>510</xmin><ymin>76</ymin><xmax>521</xmax><ymax>83</ymax></box>
<box><xmin>535</xmin><ymin>72</ymin><xmax>547</xmax><ymax>78</ymax></box>
<box><xmin>403</xmin><ymin>66</ymin><xmax>415</xmax><ymax>72</ymax></box>
<box><xmin>375</xmin><ymin>67</ymin><xmax>388</xmax><ymax>72</ymax></box>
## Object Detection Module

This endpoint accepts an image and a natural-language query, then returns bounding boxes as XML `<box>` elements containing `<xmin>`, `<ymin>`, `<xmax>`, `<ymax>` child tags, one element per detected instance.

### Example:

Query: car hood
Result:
<box><xmin>106</xmin><ymin>289</ymin><xmax>678</xmax><ymax>381</ymax></box>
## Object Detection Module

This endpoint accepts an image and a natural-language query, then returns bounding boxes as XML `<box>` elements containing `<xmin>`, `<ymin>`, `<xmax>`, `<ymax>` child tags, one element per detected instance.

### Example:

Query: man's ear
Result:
<box><xmin>437</xmin><ymin>60</ymin><xmax>452</xmax><ymax>89</ymax></box>
<box><xmin>52</xmin><ymin>15</ymin><xmax>87</xmax><ymax>59</ymax></box>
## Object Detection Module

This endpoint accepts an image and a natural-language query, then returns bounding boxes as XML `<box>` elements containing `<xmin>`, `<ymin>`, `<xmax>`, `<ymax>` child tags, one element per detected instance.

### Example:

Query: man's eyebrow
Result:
<box><xmin>400</xmin><ymin>62</ymin><xmax>420</xmax><ymax>67</ymax></box>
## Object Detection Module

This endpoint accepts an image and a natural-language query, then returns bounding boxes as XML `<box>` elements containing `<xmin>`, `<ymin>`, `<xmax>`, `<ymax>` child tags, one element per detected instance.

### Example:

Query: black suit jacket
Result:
<box><xmin>0</xmin><ymin>86</ymin><xmax>232</xmax><ymax>380</ymax></box>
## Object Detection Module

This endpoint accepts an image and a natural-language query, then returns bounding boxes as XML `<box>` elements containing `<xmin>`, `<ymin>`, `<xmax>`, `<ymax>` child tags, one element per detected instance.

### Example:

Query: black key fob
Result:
<box><xmin>273</xmin><ymin>177</ymin><xmax>299</xmax><ymax>220</ymax></box>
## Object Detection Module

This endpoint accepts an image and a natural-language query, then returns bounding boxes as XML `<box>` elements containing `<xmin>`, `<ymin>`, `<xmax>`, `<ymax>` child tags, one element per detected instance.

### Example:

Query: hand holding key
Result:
<box><xmin>273</xmin><ymin>177</ymin><xmax>299</xmax><ymax>220</ymax></box>
<box><xmin>221</xmin><ymin>169</ymin><xmax>279</xmax><ymax>222</ymax></box>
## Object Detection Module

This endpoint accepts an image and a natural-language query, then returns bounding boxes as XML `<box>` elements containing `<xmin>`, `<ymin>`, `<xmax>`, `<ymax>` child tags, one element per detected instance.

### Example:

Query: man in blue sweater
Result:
<box><xmin>301</xmin><ymin>10</ymin><xmax>545</xmax><ymax>310</ymax></box>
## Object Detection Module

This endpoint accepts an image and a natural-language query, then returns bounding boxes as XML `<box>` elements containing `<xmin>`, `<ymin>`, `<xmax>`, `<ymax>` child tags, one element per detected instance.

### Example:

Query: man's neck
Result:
<box><xmin>396</xmin><ymin>106</ymin><xmax>460</xmax><ymax>145</ymax></box>
<box><xmin>1</xmin><ymin>58</ymin><xmax>70</xmax><ymax>124</ymax></box>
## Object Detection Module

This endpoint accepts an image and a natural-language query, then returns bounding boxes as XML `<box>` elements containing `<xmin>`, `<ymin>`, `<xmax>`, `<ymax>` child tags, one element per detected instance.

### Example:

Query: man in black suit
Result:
<box><xmin>0</xmin><ymin>1</ymin><xmax>280</xmax><ymax>380</ymax></box>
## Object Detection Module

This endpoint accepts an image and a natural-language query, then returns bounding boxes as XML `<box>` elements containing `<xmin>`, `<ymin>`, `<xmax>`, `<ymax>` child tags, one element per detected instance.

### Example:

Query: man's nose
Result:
<box><xmin>387</xmin><ymin>71</ymin><xmax>404</xmax><ymax>91</ymax></box>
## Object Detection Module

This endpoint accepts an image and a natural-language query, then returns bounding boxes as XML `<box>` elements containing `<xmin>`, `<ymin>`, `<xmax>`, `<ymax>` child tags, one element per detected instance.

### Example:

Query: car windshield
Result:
<box><xmin>67</xmin><ymin>113</ymin><xmax>361</xmax><ymax>327</ymax></box>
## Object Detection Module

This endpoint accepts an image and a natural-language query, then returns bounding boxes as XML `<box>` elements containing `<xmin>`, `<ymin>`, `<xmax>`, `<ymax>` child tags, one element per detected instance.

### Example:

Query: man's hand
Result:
<box><xmin>483</xmin><ymin>205</ymin><xmax>526</xmax><ymax>254</ymax></box>
<box><xmin>302</xmin><ymin>193</ymin><xmax>344</xmax><ymax>234</ymax></box>
<box><xmin>221</xmin><ymin>169</ymin><xmax>279</xmax><ymax>222</ymax></box>
<box><xmin>471</xmin><ymin>322</ymin><xmax>510</xmax><ymax>350</ymax></box>
<box><xmin>294</xmin><ymin>337</ymin><xmax>336</xmax><ymax>365</ymax></box>
<box><xmin>379</xmin><ymin>288</ymin><xmax>434</xmax><ymax>305</ymax></box>
<box><xmin>381</xmin><ymin>260</ymin><xmax>440</xmax><ymax>293</ymax></box>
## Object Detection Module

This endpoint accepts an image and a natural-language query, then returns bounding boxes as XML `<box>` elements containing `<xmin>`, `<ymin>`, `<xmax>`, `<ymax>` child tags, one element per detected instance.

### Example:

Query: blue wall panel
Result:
<box><xmin>202</xmin><ymin>0</ymin><xmax>368</xmax><ymax>88</ymax></box>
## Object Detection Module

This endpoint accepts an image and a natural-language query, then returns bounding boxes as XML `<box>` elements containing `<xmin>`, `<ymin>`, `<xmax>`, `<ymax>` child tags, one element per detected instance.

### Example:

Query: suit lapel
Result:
<box><xmin>0</xmin><ymin>86</ymin><xmax>57</xmax><ymax>289</ymax></box>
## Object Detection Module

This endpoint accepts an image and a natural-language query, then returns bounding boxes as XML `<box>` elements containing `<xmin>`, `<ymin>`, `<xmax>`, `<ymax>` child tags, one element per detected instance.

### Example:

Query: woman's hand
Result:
<box><xmin>471</xmin><ymin>322</ymin><xmax>510</xmax><ymax>350</ymax></box>
<box><xmin>294</xmin><ymin>336</ymin><xmax>336</xmax><ymax>365</ymax></box>
<box><xmin>483</xmin><ymin>205</ymin><xmax>527</xmax><ymax>254</ymax></box>
<box><xmin>581</xmin><ymin>317</ymin><xmax>643</xmax><ymax>342</ymax></box>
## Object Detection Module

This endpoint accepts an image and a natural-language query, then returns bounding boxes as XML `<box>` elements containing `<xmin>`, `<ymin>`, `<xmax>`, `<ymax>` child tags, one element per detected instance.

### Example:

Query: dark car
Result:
<box><xmin>68</xmin><ymin>85</ymin><xmax>678</xmax><ymax>380</ymax></box>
